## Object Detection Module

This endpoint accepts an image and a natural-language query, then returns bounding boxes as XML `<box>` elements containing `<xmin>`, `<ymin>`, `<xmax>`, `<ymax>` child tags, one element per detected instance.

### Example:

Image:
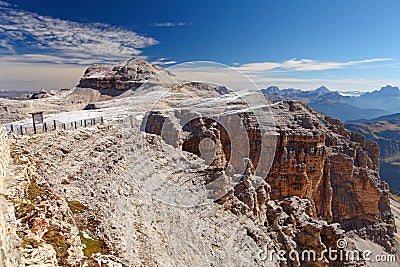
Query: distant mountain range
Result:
<box><xmin>262</xmin><ymin>85</ymin><xmax>400</xmax><ymax>193</ymax></box>
<box><xmin>262</xmin><ymin>85</ymin><xmax>400</xmax><ymax>122</ymax></box>
<box><xmin>0</xmin><ymin>90</ymin><xmax>36</xmax><ymax>100</ymax></box>
<box><xmin>346</xmin><ymin>113</ymin><xmax>400</xmax><ymax>158</ymax></box>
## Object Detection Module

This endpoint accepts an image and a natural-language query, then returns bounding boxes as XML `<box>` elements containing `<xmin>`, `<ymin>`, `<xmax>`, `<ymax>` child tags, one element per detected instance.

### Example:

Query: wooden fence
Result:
<box><xmin>6</xmin><ymin>116</ymin><xmax>104</xmax><ymax>135</ymax></box>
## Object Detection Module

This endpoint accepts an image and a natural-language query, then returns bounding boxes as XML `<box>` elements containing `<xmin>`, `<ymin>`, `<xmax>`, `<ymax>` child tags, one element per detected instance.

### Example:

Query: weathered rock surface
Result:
<box><xmin>78</xmin><ymin>58</ymin><xmax>173</xmax><ymax>91</ymax></box>
<box><xmin>144</xmin><ymin>99</ymin><xmax>396</xmax><ymax>253</ymax></box>
<box><xmin>0</xmin><ymin>126</ymin><xmax>21</xmax><ymax>266</ymax></box>
<box><xmin>0</xmin><ymin>129</ymin><xmax>131</xmax><ymax>266</ymax></box>
<box><xmin>1</xmin><ymin>123</ymin><xmax>345</xmax><ymax>266</ymax></box>
<box><xmin>29</xmin><ymin>89</ymin><xmax>53</xmax><ymax>100</ymax></box>
<box><xmin>7</xmin><ymin>139</ymin><xmax>86</xmax><ymax>266</ymax></box>
<box><xmin>1</xmin><ymin>110</ymin><xmax>398</xmax><ymax>266</ymax></box>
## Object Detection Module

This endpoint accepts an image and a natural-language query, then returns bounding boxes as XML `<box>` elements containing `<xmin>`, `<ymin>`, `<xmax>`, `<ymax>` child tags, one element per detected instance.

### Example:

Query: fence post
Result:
<box><xmin>20</xmin><ymin>126</ymin><xmax>23</xmax><ymax>135</ymax></box>
<box><xmin>93</xmin><ymin>118</ymin><xmax>96</xmax><ymax>125</ymax></box>
<box><xmin>84</xmin><ymin>120</ymin><xmax>87</xmax><ymax>127</ymax></box>
<box><xmin>44</xmin><ymin>122</ymin><xmax>47</xmax><ymax>132</ymax></box>
<box><xmin>10</xmin><ymin>125</ymin><xmax>13</xmax><ymax>133</ymax></box>
<box><xmin>74</xmin><ymin>121</ymin><xmax>77</xmax><ymax>129</ymax></box>
<box><xmin>101</xmin><ymin>117</ymin><xmax>104</xmax><ymax>124</ymax></box>
<box><xmin>53</xmin><ymin>120</ymin><xmax>57</xmax><ymax>131</ymax></box>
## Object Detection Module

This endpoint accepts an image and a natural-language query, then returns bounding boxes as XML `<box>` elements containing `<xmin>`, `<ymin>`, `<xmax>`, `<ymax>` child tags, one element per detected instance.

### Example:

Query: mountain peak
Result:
<box><xmin>263</xmin><ymin>86</ymin><xmax>280</xmax><ymax>94</ymax></box>
<box><xmin>78</xmin><ymin>58</ymin><xmax>175</xmax><ymax>91</ymax></box>
<box><xmin>315</xmin><ymin>86</ymin><xmax>330</xmax><ymax>93</ymax></box>
<box><xmin>379</xmin><ymin>85</ymin><xmax>400</xmax><ymax>94</ymax></box>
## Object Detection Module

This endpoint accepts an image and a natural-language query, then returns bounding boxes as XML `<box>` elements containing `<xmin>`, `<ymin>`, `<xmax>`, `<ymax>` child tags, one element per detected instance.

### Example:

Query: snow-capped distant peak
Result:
<box><xmin>337</xmin><ymin>91</ymin><xmax>365</xmax><ymax>97</ymax></box>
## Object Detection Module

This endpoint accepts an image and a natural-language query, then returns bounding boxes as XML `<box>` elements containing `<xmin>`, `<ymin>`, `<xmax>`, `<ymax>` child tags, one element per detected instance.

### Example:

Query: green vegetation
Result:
<box><xmin>68</xmin><ymin>200</ymin><xmax>108</xmax><ymax>257</ymax></box>
<box><xmin>67</xmin><ymin>200</ymin><xmax>109</xmax><ymax>257</ymax></box>
<box><xmin>79</xmin><ymin>232</ymin><xmax>109</xmax><ymax>257</ymax></box>
<box><xmin>27</xmin><ymin>179</ymin><xmax>47</xmax><ymax>200</ymax></box>
<box><xmin>67</xmin><ymin>200</ymin><xmax>87</xmax><ymax>214</ymax></box>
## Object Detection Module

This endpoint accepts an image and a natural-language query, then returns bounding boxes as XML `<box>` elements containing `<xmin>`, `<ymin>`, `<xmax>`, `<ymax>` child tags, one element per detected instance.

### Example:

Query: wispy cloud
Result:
<box><xmin>238</xmin><ymin>58</ymin><xmax>394</xmax><ymax>72</ymax></box>
<box><xmin>153</xmin><ymin>60</ymin><xmax>177</xmax><ymax>65</ymax></box>
<box><xmin>149</xmin><ymin>22</ymin><xmax>190</xmax><ymax>27</ymax></box>
<box><xmin>0</xmin><ymin>1</ymin><xmax>11</xmax><ymax>7</ymax></box>
<box><xmin>152</xmin><ymin>57</ymin><xmax>177</xmax><ymax>65</ymax></box>
<box><xmin>0</xmin><ymin>54</ymin><xmax>106</xmax><ymax>65</ymax></box>
<box><xmin>0</xmin><ymin>1</ymin><xmax>158</xmax><ymax>64</ymax></box>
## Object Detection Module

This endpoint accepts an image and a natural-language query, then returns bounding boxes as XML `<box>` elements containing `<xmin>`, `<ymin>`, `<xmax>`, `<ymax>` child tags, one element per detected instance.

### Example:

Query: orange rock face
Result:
<box><xmin>144</xmin><ymin>100</ymin><xmax>395</xmax><ymax>251</ymax></box>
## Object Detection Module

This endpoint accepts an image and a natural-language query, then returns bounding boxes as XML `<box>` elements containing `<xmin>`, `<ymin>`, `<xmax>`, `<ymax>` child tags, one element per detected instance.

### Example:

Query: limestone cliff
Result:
<box><xmin>144</xmin><ymin>99</ymin><xmax>395</xmax><ymax>253</ymax></box>
<box><xmin>0</xmin><ymin>125</ymin><xmax>19</xmax><ymax>266</ymax></box>
<box><xmin>78</xmin><ymin>58</ymin><xmax>173</xmax><ymax>91</ymax></box>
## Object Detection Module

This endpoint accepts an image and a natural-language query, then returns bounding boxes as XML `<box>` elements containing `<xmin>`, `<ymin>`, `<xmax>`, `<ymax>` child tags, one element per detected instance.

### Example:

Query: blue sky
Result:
<box><xmin>0</xmin><ymin>0</ymin><xmax>399</xmax><ymax>91</ymax></box>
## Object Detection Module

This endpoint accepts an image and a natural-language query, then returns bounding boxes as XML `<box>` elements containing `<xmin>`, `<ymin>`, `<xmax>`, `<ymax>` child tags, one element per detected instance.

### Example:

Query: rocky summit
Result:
<box><xmin>78</xmin><ymin>58</ymin><xmax>174</xmax><ymax>91</ymax></box>
<box><xmin>0</xmin><ymin>58</ymin><xmax>399</xmax><ymax>266</ymax></box>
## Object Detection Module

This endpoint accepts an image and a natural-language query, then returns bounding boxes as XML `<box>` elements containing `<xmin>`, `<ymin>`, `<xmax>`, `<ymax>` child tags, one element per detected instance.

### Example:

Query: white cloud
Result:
<box><xmin>0</xmin><ymin>54</ymin><xmax>107</xmax><ymax>65</ymax></box>
<box><xmin>151</xmin><ymin>57</ymin><xmax>176</xmax><ymax>66</ymax></box>
<box><xmin>0</xmin><ymin>2</ymin><xmax>158</xmax><ymax>64</ymax></box>
<box><xmin>152</xmin><ymin>57</ymin><xmax>177</xmax><ymax>65</ymax></box>
<box><xmin>238</xmin><ymin>58</ymin><xmax>394</xmax><ymax>72</ymax></box>
<box><xmin>0</xmin><ymin>39</ymin><xmax>14</xmax><ymax>52</ymax></box>
<box><xmin>149</xmin><ymin>22</ymin><xmax>190</xmax><ymax>27</ymax></box>
<box><xmin>0</xmin><ymin>1</ymin><xmax>11</xmax><ymax>7</ymax></box>
<box><xmin>153</xmin><ymin>60</ymin><xmax>177</xmax><ymax>65</ymax></box>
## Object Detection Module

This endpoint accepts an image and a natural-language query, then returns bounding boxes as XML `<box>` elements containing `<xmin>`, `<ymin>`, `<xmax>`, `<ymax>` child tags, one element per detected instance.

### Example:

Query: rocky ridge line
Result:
<box><xmin>144</xmin><ymin>99</ymin><xmax>396</xmax><ymax>254</ymax></box>
<box><xmin>78</xmin><ymin>58</ymin><xmax>170</xmax><ymax>91</ymax></box>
